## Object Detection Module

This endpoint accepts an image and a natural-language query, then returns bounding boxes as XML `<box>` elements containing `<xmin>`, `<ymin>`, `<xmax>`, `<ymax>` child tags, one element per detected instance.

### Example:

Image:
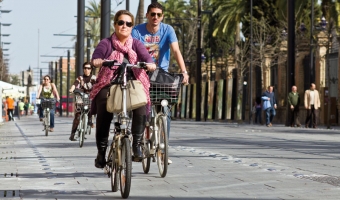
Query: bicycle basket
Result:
<box><xmin>149</xmin><ymin>82</ymin><xmax>181</xmax><ymax>104</ymax></box>
<box><xmin>75</xmin><ymin>93</ymin><xmax>91</xmax><ymax>111</ymax></box>
<box><xmin>41</xmin><ymin>99</ymin><xmax>56</xmax><ymax>109</ymax></box>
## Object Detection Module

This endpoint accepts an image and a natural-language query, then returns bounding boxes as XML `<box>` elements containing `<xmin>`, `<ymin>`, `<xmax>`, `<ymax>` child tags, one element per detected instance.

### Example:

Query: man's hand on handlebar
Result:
<box><xmin>146</xmin><ymin>63</ymin><xmax>157</xmax><ymax>72</ymax></box>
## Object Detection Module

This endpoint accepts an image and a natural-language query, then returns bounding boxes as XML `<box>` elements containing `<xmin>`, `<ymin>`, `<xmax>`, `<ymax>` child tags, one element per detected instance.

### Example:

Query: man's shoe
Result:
<box><xmin>297</xmin><ymin>124</ymin><xmax>301</xmax><ymax>127</ymax></box>
<box><xmin>269</xmin><ymin>123</ymin><xmax>272</xmax><ymax>127</ymax></box>
<box><xmin>50</xmin><ymin>128</ymin><xmax>54</xmax><ymax>132</ymax></box>
<box><xmin>168</xmin><ymin>158</ymin><xmax>172</xmax><ymax>165</ymax></box>
<box><xmin>313</xmin><ymin>125</ymin><xmax>317</xmax><ymax>129</ymax></box>
<box><xmin>305</xmin><ymin>124</ymin><xmax>308</xmax><ymax>128</ymax></box>
<box><xmin>40</xmin><ymin>118</ymin><xmax>43</xmax><ymax>122</ymax></box>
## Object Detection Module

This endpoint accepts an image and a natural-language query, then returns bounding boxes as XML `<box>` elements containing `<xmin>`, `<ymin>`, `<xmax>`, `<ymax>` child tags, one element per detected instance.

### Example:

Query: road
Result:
<box><xmin>1</xmin><ymin>115</ymin><xmax>340</xmax><ymax>199</ymax></box>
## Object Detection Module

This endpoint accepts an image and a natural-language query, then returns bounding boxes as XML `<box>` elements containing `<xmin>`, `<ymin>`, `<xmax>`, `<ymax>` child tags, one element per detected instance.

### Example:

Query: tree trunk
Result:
<box><xmin>135</xmin><ymin>0</ymin><xmax>144</xmax><ymax>25</ymax></box>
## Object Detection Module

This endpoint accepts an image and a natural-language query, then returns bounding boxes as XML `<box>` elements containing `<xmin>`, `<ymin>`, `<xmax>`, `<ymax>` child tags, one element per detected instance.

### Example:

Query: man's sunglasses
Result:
<box><xmin>116</xmin><ymin>20</ymin><xmax>133</xmax><ymax>27</ymax></box>
<box><xmin>150</xmin><ymin>12</ymin><xmax>162</xmax><ymax>18</ymax></box>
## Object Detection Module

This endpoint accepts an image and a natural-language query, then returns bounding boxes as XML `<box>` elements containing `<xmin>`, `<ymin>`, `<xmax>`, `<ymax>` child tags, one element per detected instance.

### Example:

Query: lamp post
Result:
<box><xmin>250</xmin><ymin>0</ymin><xmax>253</xmax><ymax>124</ymax></box>
<box><xmin>319</xmin><ymin>16</ymin><xmax>332</xmax><ymax>129</ymax></box>
<box><xmin>196</xmin><ymin>0</ymin><xmax>202</xmax><ymax>121</ymax></box>
<box><xmin>86</xmin><ymin>29</ymin><xmax>91</xmax><ymax>63</ymax></box>
<box><xmin>310</xmin><ymin>0</ymin><xmax>315</xmax><ymax>84</ymax></box>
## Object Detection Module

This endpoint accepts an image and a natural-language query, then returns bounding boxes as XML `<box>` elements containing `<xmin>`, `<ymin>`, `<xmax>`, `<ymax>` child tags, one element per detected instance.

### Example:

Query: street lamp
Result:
<box><xmin>0</xmin><ymin>23</ymin><xmax>11</xmax><ymax>45</ymax></box>
<box><xmin>196</xmin><ymin>0</ymin><xmax>202</xmax><ymax>121</ymax></box>
<box><xmin>86</xmin><ymin>29</ymin><xmax>91</xmax><ymax>63</ymax></box>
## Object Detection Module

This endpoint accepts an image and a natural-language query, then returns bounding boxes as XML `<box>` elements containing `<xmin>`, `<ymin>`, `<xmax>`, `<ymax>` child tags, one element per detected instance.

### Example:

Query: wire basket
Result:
<box><xmin>149</xmin><ymin>82</ymin><xmax>181</xmax><ymax>104</ymax></box>
<box><xmin>41</xmin><ymin>99</ymin><xmax>56</xmax><ymax>109</ymax></box>
<box><xmin>75</xmin><ymin>94</ymin><xmax>91</xmax><ymax>111</ymax></box>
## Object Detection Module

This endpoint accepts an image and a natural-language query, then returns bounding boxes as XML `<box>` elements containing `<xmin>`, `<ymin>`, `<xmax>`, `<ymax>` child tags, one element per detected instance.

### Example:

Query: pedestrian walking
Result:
<box><xmin>287</xmin><ymin>85</ymin><xmax>301</xmax><ymax>127</ymax></box>
<box><xmin>304</xmin><ymin>83</ymin><xmax>320</xmax><ymax>128</ymax></box>
<box><xmin>254</xmin><ymin>97</ymin><xmax>262</xmax><ymax>124</ymax></box>
<box><xmin>24</xmin><ymin>100</ymin><xmax>30</xmax><ymax>116</ymax></box>
<box><xmin>18</xmin><ymin>100</ymin><xmax>25</xmax><ymax>116</ymax></box>
<box><xmin>5</xmin><ymin>96</ymin><xmax>14</xmax><ymax>121</ymax></box>
<box><xmin>262</xmin><ymin>86</ymin><xmax>277</xmax><ymax>127</ymax></box>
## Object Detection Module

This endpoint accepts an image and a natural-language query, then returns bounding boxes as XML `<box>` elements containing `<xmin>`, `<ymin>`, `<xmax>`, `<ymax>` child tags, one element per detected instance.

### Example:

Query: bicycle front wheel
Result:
<box><xmin>45</xmin><ymin>111</ymin><xmax>49</xmax><ymax>136</ymax></box>
<box><xmin>156</xmin><ymin>115</ymin><xmax>168</xmax><ymax>178</ymax></box>
<box><xmin>120</xmin><ymin>137</ymin><xmax>132</xmax><ymax>199</ymax></box>
<box><xmin>110</xmin><ymin>144</ymin><xmax>119</xmax><ymax>192</ymax></box>
<box><xmin>79</xmin><ymin>114</ymin><xmax>86</xmax><ymax>148</ymax></box>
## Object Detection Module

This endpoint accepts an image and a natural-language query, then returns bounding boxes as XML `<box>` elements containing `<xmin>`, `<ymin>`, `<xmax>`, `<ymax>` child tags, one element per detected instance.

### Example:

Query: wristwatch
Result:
<box><xmin>182</xmin><ymin>71</ymin><xmax>188</xmax><ymax>74</ymax></box>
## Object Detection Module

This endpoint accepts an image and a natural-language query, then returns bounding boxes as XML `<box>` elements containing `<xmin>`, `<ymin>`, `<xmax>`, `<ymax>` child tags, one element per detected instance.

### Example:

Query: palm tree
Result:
<box><xmin>136</xmin><ymin>0</ymin><xmax>144</xmax><ymax>25</ymax></box>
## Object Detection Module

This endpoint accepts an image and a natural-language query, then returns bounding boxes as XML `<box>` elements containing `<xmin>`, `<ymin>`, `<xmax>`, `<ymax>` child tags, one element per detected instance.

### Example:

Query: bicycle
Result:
<box><xmin>36</xmin><ymin>98</ymin><xmax>56</xmax><ymax>136</ymax></box>
<box><xmin>73</xmin><ymin>89</ymin><xmax>92</xmax><ymax>147</ymax></box>
<box><xmin>141</xmin><ymin>74</ymin><xmax>183</xmax><ymax>178</ymax></box>
<box><xmin>102</xmin><ymin>61</ymin><xmax>148</xmax><ymax>199</ymax></box>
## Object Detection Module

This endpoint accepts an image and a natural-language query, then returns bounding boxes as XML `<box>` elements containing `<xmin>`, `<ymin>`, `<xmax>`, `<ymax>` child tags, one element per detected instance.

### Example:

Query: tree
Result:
<box><xmin>136</xmin><ymin>0</ymin><xmax>144</xmax><ymax>25</ymax></box>
<box><xmin>10</xmin><ymin>75</ymin><xmax>20</xmax><ymax>85</ymax></box>
<box><xmin>251</xmin><ymin>17</ymin><xmax>283</xmax><ymax>91</ymax></box>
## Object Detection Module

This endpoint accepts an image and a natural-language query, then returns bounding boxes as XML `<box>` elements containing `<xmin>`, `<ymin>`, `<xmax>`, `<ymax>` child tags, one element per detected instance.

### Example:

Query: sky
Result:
<box><xmin>1</xmin><ymin>0</ymin><xmax>151</xmax><ymax>79</ymax></box>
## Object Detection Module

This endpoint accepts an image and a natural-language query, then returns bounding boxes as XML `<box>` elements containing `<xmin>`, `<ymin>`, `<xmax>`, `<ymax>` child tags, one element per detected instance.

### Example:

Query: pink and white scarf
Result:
<box><xmin>90</xmin><ymin>34</ymin><xmax>151</xmax><ymax>109</ymax></box>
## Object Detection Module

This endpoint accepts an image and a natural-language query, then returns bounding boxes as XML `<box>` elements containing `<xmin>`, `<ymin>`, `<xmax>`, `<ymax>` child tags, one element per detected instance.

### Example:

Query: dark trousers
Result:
<box><xmin>290</xmin><ymin>106</ymin><xmax>300</xmax><ymax>126</ymax></box>
<box><xmin>305</xmin><ymin>105</ymin><xmax>319</xmax><ymax>127</ymax></box>
<box><xmin>95</xmin><ymin>87</ymin><xmax>146</xmax><ymax>151</ymax></box>
<box><xmin>7</xmin><ymin>109</ymin><xmax>13</xmax><ymax>121</ymax></box>
<box><xmin>254</xmin><ymin>108</ymin><xmax>262</xmax><ymax>124</ymax></box>
<box><xmin>71</xmin><ymin>111</ymin><xmax>93</xmax><ymax>134</ymax></box>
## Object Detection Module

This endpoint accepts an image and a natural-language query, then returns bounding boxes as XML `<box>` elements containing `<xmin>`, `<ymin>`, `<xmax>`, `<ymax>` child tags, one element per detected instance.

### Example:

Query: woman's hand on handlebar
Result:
<box><xmin>92</xmin><ymin>58</ymin><xmax>104</xmax><ymax>68</ymax></box>
<box><xmin>146</xmin><ymin>63</ymin><xmax>157</xmax><ymax>72</ymax></box>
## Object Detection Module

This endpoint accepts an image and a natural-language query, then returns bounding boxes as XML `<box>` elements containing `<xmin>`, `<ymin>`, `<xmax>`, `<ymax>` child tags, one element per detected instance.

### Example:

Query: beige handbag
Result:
<box><xmin>106</xmin><ymin>80</ymin><xmax>147</xmax><ymax>113</ymax></box>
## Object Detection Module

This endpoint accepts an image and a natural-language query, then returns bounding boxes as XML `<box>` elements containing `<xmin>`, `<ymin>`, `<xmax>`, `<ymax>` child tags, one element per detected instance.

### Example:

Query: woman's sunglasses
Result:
<box><xmin>116</xmin><ymin>20</ymin><xmax>133</xmax><ymax>27</ymax></box>
<box><xmin>150</xmin><ymin>12</ymin><xmax>162</xmax><ymax>18</ymax></box>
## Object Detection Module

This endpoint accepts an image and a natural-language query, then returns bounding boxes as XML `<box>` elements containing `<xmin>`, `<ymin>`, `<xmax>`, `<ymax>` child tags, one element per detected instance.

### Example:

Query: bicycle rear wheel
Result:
<box><xmin>156</xmin><ymin>115</ymin><xmax>168</xmax><ymax>178</ymax></box>
<box><xmin>142</xmin><ymin>127</ymin><xmax>151</xmax><ymax>174</ymax></box>
<box><xmin>120</xmin><ymin>137</ymin><xmax>132</xmax><ymax>199</ymax></box>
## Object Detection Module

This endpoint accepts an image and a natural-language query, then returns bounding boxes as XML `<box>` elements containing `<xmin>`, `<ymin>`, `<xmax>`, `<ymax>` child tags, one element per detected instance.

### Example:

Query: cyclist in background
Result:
<box><xmin>68</xmin><ymin>62</ymin><xmax>96</xmax><ymax>141</ymax></box>
<box><xmin>37</xmin><ymin>75</ymin><xmax>60</xmax><ymax>132</ymax></box>
<box><xmin>132</xmin><ymin>2</ymin><xmax>189</xmax><ymax>164</ymax></box>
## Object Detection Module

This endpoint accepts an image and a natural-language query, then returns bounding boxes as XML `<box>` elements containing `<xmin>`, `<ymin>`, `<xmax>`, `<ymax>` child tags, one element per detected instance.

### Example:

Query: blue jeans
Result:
<box><xmin>265</xmin><ymin>107</ymin><xmax>276</xmax><ymax>125</ymax></box>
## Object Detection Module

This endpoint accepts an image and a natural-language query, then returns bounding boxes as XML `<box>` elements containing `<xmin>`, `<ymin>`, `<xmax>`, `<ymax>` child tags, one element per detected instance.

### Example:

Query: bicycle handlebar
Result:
<box><xmin>102</xmin><ymin>60</ymin><xmax>151</xmax><ymax>69</ymax></box>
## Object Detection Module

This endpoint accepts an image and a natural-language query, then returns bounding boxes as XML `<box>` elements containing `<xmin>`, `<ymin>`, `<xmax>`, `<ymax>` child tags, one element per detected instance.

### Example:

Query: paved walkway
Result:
<box><xmin>1</xmin><ymin>114</ymin><xmax>340</xmax><ymax>199</ymax></box>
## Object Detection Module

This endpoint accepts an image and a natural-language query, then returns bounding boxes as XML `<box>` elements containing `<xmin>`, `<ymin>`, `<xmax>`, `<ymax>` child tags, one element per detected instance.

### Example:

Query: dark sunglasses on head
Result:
<box><xmin>84</xmin><ymin>67</ymin><xmax>92</xmax><ymax>70</ymax></box>
<box><xmin>150</xmin><ymin>12</ymin><xmax>162</xmax><ymax>18</ymax></box>
<box><xmin>116</xmin><ymin>20</ymin><xmax>133</xmax><ymax>27</ymax></box>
